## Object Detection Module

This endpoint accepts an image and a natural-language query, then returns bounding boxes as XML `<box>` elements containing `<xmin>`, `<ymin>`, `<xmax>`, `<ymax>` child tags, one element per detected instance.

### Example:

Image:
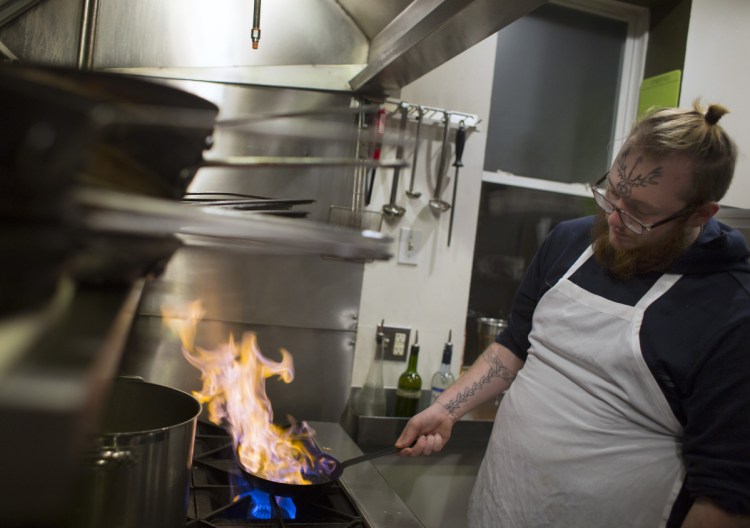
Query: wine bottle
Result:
<box><xmin>354</xmin><ymin>320</ymin><xmax>387</xmax><ymax>416</ymax></box>
<box><xmin>394</xmin><ymin>331</ymin><xmax>422</xmax><ymax>417</ymax></box>
<box><xmin>431</xmin><ymin>330</ymin><xmax>456</xmax><ymax>404</ymax></box>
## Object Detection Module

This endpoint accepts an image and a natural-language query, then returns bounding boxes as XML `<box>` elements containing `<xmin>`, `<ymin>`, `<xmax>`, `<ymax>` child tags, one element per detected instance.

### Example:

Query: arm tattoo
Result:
<box><xmin>439</xmin><ymin>349</ymin><xmax>517</xmax><ymax>418</ymax></box>
<box><xmin>615</xmin><ymin>148</ymin><xmax>663</xmax><ymax>198</ymax></box>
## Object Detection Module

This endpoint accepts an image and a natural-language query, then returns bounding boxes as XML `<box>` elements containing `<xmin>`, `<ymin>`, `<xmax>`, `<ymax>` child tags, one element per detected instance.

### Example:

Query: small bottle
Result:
<box><xmin>354</xmin><ymin>320</ymin><xmax>387</xmax><ymax>416</ymax></box>
<box><xmin>431</xmin><ymin>330</ymin><xmax>456</xmax><ymax>404</ymax></box>
<box><xmin>394</xmin><ymin>331</ymin><xmax>422</xmax><ymax>417</ymax></box>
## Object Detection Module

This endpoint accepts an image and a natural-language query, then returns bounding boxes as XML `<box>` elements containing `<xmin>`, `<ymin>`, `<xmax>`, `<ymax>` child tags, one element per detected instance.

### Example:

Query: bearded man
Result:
<box><xmin>397</xmin><ymin>102</ymin><xmax>750</xmax><ymax>528</ymax></box>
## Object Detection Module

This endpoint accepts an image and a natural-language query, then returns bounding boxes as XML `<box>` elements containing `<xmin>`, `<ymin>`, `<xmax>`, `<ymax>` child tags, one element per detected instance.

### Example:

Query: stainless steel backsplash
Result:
<box><xmin>116</xmin><ymin>79</ymin><xmax>368</xmax><ymax>422</ymax></box>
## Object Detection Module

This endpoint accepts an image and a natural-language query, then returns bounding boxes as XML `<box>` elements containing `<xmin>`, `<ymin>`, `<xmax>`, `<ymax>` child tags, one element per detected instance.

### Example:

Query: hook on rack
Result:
<box><xmin>383</xmin><ymin>98</ymin><xmax>481</xmax><ymax>131</ymax></box>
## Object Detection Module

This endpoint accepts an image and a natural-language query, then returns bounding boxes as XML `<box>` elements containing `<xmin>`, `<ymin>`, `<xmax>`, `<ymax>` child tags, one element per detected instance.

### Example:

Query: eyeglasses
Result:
<box><xmin>590</xmin><ymin>173</ymin><xmax>697</xmax><ymax>235</ymax></box>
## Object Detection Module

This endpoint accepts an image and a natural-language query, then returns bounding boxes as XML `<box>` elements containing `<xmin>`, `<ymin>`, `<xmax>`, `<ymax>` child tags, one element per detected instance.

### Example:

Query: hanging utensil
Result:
<box><xmin>365</xmin><ymin>107</ymin><xmax>386</xmax><ymax>206</ymax></box>
<box><xmin>405</xmin><ymin>105</ymin><xmax>424</xmax><ymax>199</ymax></box>
<box><xmin>382</xmin><ymin>103</ymin><xmax>408</xmax><ymax>219</ymax></box>
<box><xmin>447</xmin><ymin>121</ymin><xmax>466</xmax><ymax>247</ymax></box>
<box><xmin>429</xmin><ymin>112</ymin><xmax>452</xmax><ymax>213</ymax></box>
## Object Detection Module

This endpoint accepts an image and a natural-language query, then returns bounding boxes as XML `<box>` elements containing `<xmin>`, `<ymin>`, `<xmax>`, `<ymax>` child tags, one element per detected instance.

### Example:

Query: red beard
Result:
<box><xmin>591</xmin><ymin>213</ymin><xmax>692</xmax><ymax>280</ymax></box>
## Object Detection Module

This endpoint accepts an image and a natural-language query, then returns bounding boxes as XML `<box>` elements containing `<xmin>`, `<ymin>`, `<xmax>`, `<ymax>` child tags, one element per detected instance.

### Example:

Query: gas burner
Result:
<box><xmin>186</xmin><ymin>421</ymin><xmax>366</xmax><ymax>527</ymax></box>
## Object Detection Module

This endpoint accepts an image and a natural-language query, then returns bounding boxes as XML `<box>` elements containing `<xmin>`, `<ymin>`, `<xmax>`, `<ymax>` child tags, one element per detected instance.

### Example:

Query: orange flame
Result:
<box><xmin>162</xmin><ymin>300</ymin><xmax>319</xmax><ymax>485</ymax></box>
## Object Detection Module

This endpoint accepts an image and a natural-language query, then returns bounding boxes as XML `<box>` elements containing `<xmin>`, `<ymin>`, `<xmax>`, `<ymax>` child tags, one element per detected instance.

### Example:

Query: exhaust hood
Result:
<box><xmin>346</xmin><ymin>0</ymin><xmax>548</xmax><ymax>95</ymax></box>
<box><xmin>95</xmin><ymin>0</ymin><xmax>547</xmax><ymax>96</ymax></box>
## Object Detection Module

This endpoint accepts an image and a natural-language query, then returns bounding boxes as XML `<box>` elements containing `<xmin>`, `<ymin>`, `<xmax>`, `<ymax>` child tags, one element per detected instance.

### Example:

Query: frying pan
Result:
<box><xmin>0</xmin><ymin>64</ymin><xmax>405</xmax><ymax>201</ymax></box>
<box><xmin>0</xmin><ymin>63</ymin><xmax>217</xmax><ymax>286</ymax></box>
<box><xmin>0</xmin><ymin>63</ymin><xmax>219</xmax><ymax>200</ymax></box>
<box><xmin>236</xmin><ymin>443</ymin><xmax>402</xmax><ymax>499</ymax></box>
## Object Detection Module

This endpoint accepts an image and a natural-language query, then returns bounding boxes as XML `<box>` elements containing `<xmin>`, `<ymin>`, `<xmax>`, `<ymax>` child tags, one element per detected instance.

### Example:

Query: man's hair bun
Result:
<box><xmin>705</xmin><ymin>104</ymin><xmax>729</xmax><ymax>126</ymax></box>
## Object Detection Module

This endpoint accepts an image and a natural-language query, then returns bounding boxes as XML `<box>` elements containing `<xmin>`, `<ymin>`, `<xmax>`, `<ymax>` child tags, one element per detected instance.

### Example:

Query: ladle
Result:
<box><xmin>405</xmin><ymin>106</ymin><xmax>424</xmax><ymax>198</ymax></box>
<box><xmin>429</xmin><ymin>111</ymin><xmax>452</xmax><ymax>213</ymax></box>
<box><xmin>383</xmin><ymin>103</ymin><xmax>408</xmax><ymax>218</ymax></box>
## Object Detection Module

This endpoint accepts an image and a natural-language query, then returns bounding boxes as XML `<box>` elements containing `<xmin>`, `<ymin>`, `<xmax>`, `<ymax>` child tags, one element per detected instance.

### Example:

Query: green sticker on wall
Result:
<box><xmin>637</xmin><ymin>70</ymin><xmax>682</xmax><ymax>118</ymax></box>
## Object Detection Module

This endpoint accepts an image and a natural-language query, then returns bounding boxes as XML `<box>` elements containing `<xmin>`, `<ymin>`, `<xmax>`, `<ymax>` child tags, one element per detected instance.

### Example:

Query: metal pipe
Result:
<box><xmin>251</xmin><ymin>0</ymin><xmax>261</xmax><ymax>49</ymax></box>
<box><xmin>0</xmin><ymin>38</ymin><xmax>19</xmax><ymax>62</ymax></box>
<box><xmin>77</xmin><ymin>0</ymin><xmax>101</xmax><ymax>70</ymax></box>
<box><xmin>200</xmin><ymin>155</ymin><xmax>407</xmax><ymax>170</ymax></box>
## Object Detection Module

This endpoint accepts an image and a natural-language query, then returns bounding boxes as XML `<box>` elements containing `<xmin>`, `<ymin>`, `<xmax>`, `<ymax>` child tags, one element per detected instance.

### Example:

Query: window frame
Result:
<box><xmin>482</xmin><ymin>0</ymin><xmax>650</xmax><ymax>191</ymax></box>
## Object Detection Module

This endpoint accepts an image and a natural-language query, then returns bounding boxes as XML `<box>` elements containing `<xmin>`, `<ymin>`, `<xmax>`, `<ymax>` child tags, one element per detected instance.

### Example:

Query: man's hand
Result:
<box><xmin>396</xmin><ymin>402</ymin><xmax>457</xmax><ymax>456</ymax></box>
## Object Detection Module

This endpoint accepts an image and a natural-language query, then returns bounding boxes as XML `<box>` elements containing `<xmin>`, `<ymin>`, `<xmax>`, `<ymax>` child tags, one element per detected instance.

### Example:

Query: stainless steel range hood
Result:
<box><xmin>90</xmin><ymin>0</ymin><xmax>547</xmax><ymax>96</ymax></box>
<box><xmin>346</xmin><ymin>0</ymin><xmax>548</xmax><ymax>95</ymax></box>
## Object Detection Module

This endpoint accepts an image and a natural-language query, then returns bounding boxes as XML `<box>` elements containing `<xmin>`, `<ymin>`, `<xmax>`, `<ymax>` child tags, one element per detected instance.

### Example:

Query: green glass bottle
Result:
<box><xmin>394</xmin><ymin>332</ymin><xmax>422</xmax><ymax>417</ymax></box>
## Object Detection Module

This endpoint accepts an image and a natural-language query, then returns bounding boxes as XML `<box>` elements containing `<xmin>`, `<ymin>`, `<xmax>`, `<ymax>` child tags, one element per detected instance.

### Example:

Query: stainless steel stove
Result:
<box><xmin>187</xmin><ymin>421</ymin><xmax>423</xmax><ymax>528</ymax></box>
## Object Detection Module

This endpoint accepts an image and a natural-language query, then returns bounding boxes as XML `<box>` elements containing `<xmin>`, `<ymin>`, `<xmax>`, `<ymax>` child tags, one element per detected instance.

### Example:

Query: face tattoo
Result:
<box><xmin>592</xmin><ymin>151</ymin><xmax>694</xmax><ymax>280</ymax></box>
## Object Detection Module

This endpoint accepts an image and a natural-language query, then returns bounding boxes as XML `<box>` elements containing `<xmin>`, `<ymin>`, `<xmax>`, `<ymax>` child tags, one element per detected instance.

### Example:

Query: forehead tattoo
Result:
<box><xmin>614</xmin><ymin>148</ymin><xmax>663</xmax><ymax>198</ymax></box>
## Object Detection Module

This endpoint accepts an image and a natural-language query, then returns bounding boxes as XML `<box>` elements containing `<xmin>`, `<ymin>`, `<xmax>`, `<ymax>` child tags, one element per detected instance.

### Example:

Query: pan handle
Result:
<box><xmin>339</xmin><ymin>443</ymin><xmax>410</xmax><ymax>469</ymax></box>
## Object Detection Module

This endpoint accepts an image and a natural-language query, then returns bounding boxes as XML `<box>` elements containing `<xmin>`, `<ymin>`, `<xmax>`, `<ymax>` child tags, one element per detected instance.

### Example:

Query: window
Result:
<box><xmin>483</xmin><ymin>0</ymin><xmax>648</xmax><ymax>184</ymax></box>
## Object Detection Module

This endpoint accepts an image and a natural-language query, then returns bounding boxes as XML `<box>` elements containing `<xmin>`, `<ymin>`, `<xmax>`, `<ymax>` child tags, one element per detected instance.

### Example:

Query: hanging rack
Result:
<box><xmin>384</xmin><ymin>98</ymin><xmax>481</xmax><ymax>131</ymax></box>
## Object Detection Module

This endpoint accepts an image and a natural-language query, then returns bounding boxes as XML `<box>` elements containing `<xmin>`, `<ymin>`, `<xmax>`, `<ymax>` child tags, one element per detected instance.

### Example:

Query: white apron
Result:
<box><xmin>469</xmin><ymin>246</ymin><xmax>685</xmax><ymax>528</ymax></box>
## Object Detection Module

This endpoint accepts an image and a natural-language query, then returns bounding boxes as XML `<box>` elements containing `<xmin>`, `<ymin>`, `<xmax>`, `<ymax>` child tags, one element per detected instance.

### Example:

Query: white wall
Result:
<box><xmin>680</xmin><ymin>0</ymin><xmax>750</xmax><ymax>208</ymax></box>
<box><xmin>351</xmin><ymin>0</ymin><xmax>750</xmax><ymax>389</ymax></box>
<box><xmin>352</xmin><ymin>36</ymin><xmax>498</xmax><ymax>388</ymax></box>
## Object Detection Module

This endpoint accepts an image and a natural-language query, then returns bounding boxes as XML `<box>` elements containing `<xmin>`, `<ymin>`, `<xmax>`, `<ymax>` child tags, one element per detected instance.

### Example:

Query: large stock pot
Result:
<box><xmin>68</xmin><ymin>377</ymin><xmax>201</xmax><ymax>528</ymax></box>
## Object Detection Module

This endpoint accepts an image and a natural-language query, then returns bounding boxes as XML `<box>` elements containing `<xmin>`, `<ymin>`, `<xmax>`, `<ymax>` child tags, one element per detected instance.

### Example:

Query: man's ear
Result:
<box><xmin>690</xmin><ymin>201</ymin><xmax>720</xmax><ymax>227</ymax></box>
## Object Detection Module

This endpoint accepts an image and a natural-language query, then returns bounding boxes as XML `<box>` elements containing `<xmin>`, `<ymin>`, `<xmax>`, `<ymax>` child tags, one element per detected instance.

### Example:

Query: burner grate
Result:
<box><xmin>186</xmin><ymin>422</ymin><xmax>366</xmax><ymax>528</ymax></box>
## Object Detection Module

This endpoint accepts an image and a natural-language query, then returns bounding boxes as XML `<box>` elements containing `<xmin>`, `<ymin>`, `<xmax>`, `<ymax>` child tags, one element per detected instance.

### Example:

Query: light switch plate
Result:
<box><xmin>398</xmin><ymin>227</ymin><xmax>420</xmax><ymax>266</ymax></box>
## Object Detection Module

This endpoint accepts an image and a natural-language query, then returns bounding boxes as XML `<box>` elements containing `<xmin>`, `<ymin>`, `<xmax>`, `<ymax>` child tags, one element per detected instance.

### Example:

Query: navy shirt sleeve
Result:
<box><xmin>642</xmin><ymin>270</ymin><xmax>750</xmax><ymax>517</ymax></box>
<box><xmin>680</xmin><ymin>310</ymin><xmax>750</xmax><ymax>514</ymax></box>
<box><xmin>496</xmin><ymin>217</ymin><xmax>592</xmax><ymax>361</ymax></box>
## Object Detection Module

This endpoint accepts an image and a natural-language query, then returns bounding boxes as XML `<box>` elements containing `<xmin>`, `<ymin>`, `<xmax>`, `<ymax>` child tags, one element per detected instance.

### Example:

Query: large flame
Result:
<box><xmin>162</xmin><ymin>300</ymin><xmax>320</xmax><ymax>485</ymax></box>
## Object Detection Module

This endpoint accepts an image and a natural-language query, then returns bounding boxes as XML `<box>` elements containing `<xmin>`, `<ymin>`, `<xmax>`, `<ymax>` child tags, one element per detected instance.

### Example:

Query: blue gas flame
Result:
<box><xmin>245</xmin><ymin>489</ymin><xmax>296</xmax><ymax>520</ymax></box>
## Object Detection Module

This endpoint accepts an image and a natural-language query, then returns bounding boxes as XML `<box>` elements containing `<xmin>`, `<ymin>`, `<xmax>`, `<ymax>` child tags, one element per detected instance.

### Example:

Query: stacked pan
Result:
<box><xmin>0</xmin><ymin>63</ymin><xmax>219</xmax><ymax>314</ymax></box>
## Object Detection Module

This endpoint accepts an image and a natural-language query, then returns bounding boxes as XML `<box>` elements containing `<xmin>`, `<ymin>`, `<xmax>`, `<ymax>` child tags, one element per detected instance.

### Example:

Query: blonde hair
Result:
<box><xmin>626</xmin><ymin>100</ymin><xmax>737</xmax><ymax>203</ymax></box>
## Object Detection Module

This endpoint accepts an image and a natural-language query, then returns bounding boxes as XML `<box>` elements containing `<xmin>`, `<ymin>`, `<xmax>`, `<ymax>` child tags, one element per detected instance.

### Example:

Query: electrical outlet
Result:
<box><xmin>382</xmin><ymin>326</ymin><xmax>411</xmax><ymax>361</ymax></box>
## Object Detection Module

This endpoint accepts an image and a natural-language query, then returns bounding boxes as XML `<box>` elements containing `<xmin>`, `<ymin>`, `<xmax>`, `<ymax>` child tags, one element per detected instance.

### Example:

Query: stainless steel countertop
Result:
<box><xmin>309</xmin><ymin>421</ymin><xmax>424</xmax><ymax>528</ymax></box>
<box><xmin>340</xmin><ymin>410</ymin><xmax>494</xmax><ymax>528</ymax></box>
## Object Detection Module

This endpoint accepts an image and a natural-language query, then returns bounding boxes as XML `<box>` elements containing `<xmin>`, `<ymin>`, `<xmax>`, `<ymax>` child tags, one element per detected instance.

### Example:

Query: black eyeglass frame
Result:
<box><xmin>590</xmin><ymin>173</ymin><xmax>698</xmax><ymax>235</ymax></box>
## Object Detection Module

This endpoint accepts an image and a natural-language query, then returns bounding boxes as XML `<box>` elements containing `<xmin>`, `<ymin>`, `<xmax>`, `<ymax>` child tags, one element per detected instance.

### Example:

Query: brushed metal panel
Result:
<box><xmin>136</xmin><ymin>248</ymin><xmax>364</xmax><ymax>331</ymax></box>
<box><xmin>0</xmin><ymin>0</ymin><xmax>82</xmax><ymax>64</ymax></box>
<box><xmin>106</xmin><ymin>64</ymin><xmax>366</xmax><ymax>93</ymax></box>
<box><xmin>335</xmin><ymin>0</ymin><xmax>413</xmax><ymax>40</ymax></box>
<box><xmin>161</xmin><ymin>79</ymin><xmax>358</xmax><ymax>222</ymax></box>
<box><xmin>120</xmin><ymin>315</ymin><xmax>356</xmax><ymax>422</ymax></box>
<box><xmin>92</xmin><ymin>0</ymin><xmax>368</xmax><ymax>69</ymax></box>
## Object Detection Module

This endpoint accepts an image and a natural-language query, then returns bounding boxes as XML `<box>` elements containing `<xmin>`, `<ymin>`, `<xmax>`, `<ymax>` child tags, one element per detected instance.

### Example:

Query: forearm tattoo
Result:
<box><xmin>439</xmin><ymin>348</ymin><xmax>516</xmax><ymax>418</ymax></box>
<box><xmin>615</xmin><ymin>147</ymin><xmax>663</xmax><ymax>198</ymax></box>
